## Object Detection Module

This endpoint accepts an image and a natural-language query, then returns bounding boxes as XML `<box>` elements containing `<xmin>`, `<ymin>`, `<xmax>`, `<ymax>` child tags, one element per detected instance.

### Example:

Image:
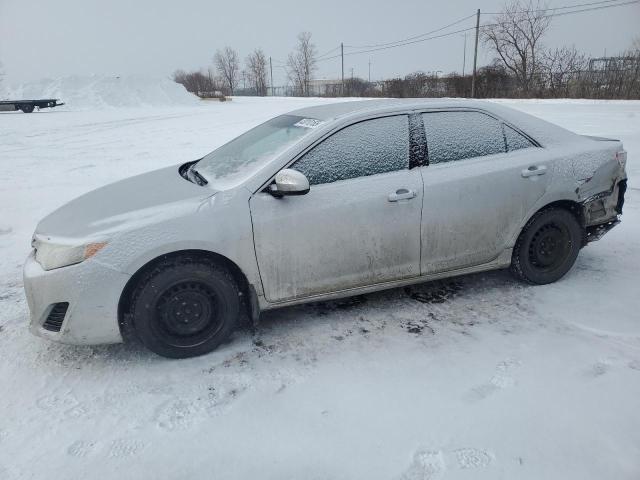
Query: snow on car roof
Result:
<box><xmin>290</xmin><ymin>98</ymin><xmax>580</xmax><ymax>147</ymax></box>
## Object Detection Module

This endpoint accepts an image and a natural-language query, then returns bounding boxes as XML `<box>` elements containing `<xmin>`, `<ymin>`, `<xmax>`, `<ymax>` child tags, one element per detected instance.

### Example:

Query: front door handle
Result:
<box><xmin>522</xmin><ymin>165</ymin><xmax>547</xmax><ymax>178</ymax></box>
<box><xmin>388</xmin><ymin>188</ymin><xmax>417</xmax><ymax>202</ymax></box>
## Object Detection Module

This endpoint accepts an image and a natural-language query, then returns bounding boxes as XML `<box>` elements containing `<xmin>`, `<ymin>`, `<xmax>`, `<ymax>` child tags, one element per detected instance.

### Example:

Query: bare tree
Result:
<box><xmin>483</xmin><ymin>0</ymin><xmax>552</xmax><ymax>95</ymax></box>
<box><xmin>173</xmin><ymin>69</ymin><xmax>199</xmax><ymax>95</ymax></box>
<box><xmin>246</xmin><ymin>49</ymin><xmax>268</xmax><ymax>96</ymax></box>
<box><xmin>214</xmin><ymin>47</ymin><xmax>240</xmax><ymax>95</ymax></box>
<box><xmin>541</xmin><ymin>46</ymin><xmax>587</xmax><ymax>97</ymax></box>
<box><xmin>287</xmin><ymin>32</ymin><xmax>317</xmax><ymax>96</ymax></box>
<box><xmin>173</xmin><ymin>69</ymin><xmax>220</xmax><ymax>97</ymax></box>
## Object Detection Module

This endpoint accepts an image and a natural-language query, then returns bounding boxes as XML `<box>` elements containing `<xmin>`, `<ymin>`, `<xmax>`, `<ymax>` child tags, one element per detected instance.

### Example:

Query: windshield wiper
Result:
<box><xmin>190</xmin><ymin>166</ymin><xmax>208</xmax><ymax>186</ymax></box>
<box><xmin>184</xmin><ymin>162</ymin><xmax>208</xmax><ymax>186</ymax></box>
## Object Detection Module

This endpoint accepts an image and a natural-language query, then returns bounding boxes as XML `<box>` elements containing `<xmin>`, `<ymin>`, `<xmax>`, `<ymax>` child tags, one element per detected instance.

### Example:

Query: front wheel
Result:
<box><xmin>511</xmin><ymin>208</ymin><xmax>582</xmax><ymax>285</ymax></box>
<box><xmin>131</xmin><ymin>257</ymin><xmax>240</xmax><ymax>358</ymax></box>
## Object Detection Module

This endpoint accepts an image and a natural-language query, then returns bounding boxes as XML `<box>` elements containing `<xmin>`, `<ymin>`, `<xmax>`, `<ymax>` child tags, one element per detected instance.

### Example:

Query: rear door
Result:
<box><xmin>250</xmin><ymin>114</ymin><xmax>424</xmax><ymax>303</ymax></box>
<box><xmin>419</xmin><ymin>110</ymin><xmax>552</xmax><ymax>274</ymax></box>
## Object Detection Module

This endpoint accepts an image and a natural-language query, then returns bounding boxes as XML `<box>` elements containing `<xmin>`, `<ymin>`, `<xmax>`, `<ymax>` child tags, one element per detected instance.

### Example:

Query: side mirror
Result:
<box><xmin>269</xmin><ymin>168</ymin><xmax>310</xmax><ymax>197</ymax></box>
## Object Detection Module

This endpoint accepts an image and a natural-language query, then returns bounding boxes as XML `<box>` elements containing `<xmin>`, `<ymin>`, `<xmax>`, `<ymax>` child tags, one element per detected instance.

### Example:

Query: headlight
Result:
<box><xmin>33</xmin><ymin>238</ymin><xmax>107</xmax><ymax>271</ymax></box>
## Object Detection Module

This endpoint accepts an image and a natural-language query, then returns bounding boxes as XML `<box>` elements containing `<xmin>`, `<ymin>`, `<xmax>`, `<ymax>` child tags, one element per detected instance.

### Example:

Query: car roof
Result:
<box><xmin>289</xmin><ymin>98</ymin><xmax>580</xmax><ymax>147</ymax></box>
<box><xmin>289</xmin><ymin>98</ymin><xmax>489</xmax><ymax>121</ymax></box>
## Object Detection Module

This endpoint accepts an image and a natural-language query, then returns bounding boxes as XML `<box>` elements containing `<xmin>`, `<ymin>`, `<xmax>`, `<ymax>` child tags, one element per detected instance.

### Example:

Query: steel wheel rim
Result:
<box><xmin>528</xmin><ymin>221</ymin><xmax>571</xmax><ymax>272</ymax></box>
<box><xmin>153</xmin><ymin>281</ymin><xmax>224</xmax><ymax>347</ymax></box>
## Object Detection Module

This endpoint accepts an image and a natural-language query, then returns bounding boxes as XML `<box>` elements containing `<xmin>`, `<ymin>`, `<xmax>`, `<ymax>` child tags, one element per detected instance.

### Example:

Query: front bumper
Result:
<box><xmin>23</xmin><ymin>251</ymin><xmax>131</xmax><ymax>345</ymax></box>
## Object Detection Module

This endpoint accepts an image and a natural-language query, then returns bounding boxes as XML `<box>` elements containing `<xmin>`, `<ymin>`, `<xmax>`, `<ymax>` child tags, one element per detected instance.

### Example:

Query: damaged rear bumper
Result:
<box><xmin>583</xmin><ymin>178</ymin><xmax>627</xmax><ymax>243</ymax></box>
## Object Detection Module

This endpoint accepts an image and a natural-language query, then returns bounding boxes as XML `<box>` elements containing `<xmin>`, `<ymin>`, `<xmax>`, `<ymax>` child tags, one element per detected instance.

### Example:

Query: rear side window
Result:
<box><xmin>292</xmin><ymin>115</ymin><xmax>409</xmax><ymax>185</ymax></box>
<box><xmin>422</xmin><ymin>111</ymin><xmax>505</xmax><ymax>164</ymax></box>
<box><xmin>503</xmin><ymin>124</ymin><xmax>535</xmax><ymax>151</ymax></box>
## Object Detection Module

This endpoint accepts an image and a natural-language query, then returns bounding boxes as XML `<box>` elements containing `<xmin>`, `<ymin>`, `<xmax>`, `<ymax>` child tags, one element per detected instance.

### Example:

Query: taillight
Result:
<box><xmin>616</xmin><ymin>150</ymin><xmax>627</xmax><ymax>169</ymax></box>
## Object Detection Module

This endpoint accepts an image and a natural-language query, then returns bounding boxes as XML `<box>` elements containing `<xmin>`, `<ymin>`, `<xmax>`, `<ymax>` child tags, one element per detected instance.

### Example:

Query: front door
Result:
<box><xmin>250</xmin><ymin>115</ymin><xmax>423</xmax><ymax>303</ymax></box>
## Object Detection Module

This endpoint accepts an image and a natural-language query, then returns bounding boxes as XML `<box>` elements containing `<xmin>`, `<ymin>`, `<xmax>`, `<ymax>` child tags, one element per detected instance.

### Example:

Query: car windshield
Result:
<box><xmin>195</xmin><ymin>114</ymin><xmax>322</xmax><ymax>189</ymax></box>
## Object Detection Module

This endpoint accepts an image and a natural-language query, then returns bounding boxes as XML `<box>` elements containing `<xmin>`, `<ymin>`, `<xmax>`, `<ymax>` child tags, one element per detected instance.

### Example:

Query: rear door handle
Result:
<box><xmin>522</xmin><ymin>165</ymin><xmax>547</xmax><ymax>177</ymax></box>
<box><xmin>388</xmin><ymin>188</ymin><xmax>417</xmax><ymax>202</ymax></box>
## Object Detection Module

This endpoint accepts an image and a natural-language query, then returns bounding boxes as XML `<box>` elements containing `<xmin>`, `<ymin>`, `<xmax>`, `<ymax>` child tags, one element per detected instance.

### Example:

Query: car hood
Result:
<box><xmin>36</xmin><ymin>165</ymin><xmax>215</xmax><ymax>239</ymax></box>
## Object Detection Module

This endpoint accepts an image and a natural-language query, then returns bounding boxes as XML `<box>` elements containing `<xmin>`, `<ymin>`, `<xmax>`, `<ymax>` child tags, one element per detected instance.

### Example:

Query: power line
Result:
<box><xmin>317</xmin><ymin>45</ymin><xmax>341</xmax><ymax>59</ymax></box>
<box><xmin>539</xmin><ymin>0</ymin><xmax>640</xmax><ymax>18</ymax></box>
<box><xmin>320</xmin><ymin>0</ymin><xmax>639</xmax><ymax>62</ymax></box>
<box><xmin>311</xmin><ymin>0</ymin><xmax>638</xmax><ymax>74</ymax></box>
<box><xmin>275</xmin><ymin>46</ymin><xmax>340</xmax><ymax>65</ymax></box>
<box><xmin>318</xmin><ymin>26</ymin><xmax>477</xmax><ymax>61</ymax></box>
<box><xmin>319</xmin><ymin>0</ymin><xmax>638</xmax><ymax>63</ymax></box>
<box><xmin>316</xmin><ymin>53</ymin><xmax>341</xmax><ymax>63</ymax></box>
<box><xmin>334</xmin><ymin>0</ymin><xmax>640</xmax><ymax>59</ymax></box>
<box><xmin>483</xmin><ymin>0</ymin><xmax>628</xmax><ymax>15</ymax></box>
<box><xmin>344</xmin><ymin>13</ymin><xmax>476</xmax><ymax>50</ymax></box>
<box><xmin>480</xmin><ymin>0</ymin><xmax>640</xmax><ymax>27</ymax></box>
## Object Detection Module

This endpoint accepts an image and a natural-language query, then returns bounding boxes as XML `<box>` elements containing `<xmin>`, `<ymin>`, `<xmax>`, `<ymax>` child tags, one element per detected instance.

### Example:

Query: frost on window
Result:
<box><xmin>293</xmin><ymin>115</ymin><xmax>409</xmax><ymax>185</ymax></box>
<box><xmin>504</xmin><ymin>124</ymin><xmax>534</xmax><ymax>151</ymax></box>
<box><xmin>197</xmin><ymin>114</ymin><xmax>315</xmax><ymax>189</ymax></box>
<box><xmin>422</xmin><ymin>111</ymin><xmax>505</xmax><ymax>164</ymax></box>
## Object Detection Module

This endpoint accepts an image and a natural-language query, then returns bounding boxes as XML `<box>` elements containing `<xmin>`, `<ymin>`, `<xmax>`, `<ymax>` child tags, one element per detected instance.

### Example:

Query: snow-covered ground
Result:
<box><xmin>0</xmin><ymin>97</ymin><xmax>639</xmax><ymax>480</ymax></box>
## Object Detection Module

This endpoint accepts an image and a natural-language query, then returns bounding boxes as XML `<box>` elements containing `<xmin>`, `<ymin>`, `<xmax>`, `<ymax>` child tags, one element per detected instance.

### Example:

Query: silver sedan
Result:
<box><xmin>24</xmin><ymin>99</ymin><xmax>628</xmax><ymax>357</ymax></box>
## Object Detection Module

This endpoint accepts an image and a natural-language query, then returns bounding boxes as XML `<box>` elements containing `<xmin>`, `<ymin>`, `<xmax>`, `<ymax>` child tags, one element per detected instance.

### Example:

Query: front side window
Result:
<box><xmin>196</xmin><ymin>114</ymin><xmax>320</xmax><ymax>189</ymax></box>
<box><xmin>422</xmin><ymin>111</ymin><xmax>505</xmax><ymax>164</ymax></box>
<box><xmin>293</xmin><ymin>115</ymin><xmax>409</xmax><ymax>185</ymax></box>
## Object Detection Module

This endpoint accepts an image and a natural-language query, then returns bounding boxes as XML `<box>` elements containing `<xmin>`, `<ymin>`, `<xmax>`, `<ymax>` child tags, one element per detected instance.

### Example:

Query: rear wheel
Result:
<box><xmin>130</xmin><ymin>257</ymin><xmax>240</xmax><ymax>358</ymax></box>
<box><xmin>20</xmin><ymin>104</ymin><xmax>34</xmax><ymax>113</ymax></box>
<box><xmin>511</xmin><ymin>208</ymin><xmax>582</xmax><ymax>285</ymax></box>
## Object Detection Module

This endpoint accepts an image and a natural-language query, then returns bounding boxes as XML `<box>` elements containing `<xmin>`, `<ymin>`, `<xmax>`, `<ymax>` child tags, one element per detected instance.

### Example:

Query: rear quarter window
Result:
<box><xmin>503</xmin><ymin>124</ymin><xmax>535</xmax><ymax>151</ymax></box>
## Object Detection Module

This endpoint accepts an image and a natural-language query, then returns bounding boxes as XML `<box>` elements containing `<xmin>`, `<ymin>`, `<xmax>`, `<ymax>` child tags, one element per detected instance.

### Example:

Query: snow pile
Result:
<box><xmin>4</xmin><ymin>75</ymin><xmax>200</xmax><ymax>108</ymax></box>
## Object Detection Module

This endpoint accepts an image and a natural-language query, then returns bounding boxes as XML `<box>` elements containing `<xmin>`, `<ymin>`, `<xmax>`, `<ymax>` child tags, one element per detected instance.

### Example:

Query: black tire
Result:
<box><xmin>130</xmin><ymin>257</ymin><xmax>240</xmax><ymax>358</ymax></box>
<box><xmin>20</xmin><ymin>104</ymin><xmax>34</xmax><ymax>113</ymax></box>
<box><xmin>511</xmin><ymin>208</ymin><xmax>582</xmax><ymax>285</ymax></box>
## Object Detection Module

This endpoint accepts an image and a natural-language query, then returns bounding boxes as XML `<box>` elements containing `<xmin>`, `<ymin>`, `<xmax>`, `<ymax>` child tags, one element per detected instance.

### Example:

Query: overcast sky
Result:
<box><xmin>1</xmin><ymin>0</ymin><xmax>638</xmax><ymax>86</ymax></box>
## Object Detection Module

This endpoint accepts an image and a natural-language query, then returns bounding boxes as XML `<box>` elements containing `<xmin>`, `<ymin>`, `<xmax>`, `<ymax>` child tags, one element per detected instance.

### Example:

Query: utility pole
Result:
<box><xmin>269</xmin><ymin>56</ymin><xmax>274</xmax><ymax>96</ymax></box>
<box><xmin>462</xmin><ymin>33</ymin><xmax>467</xmax><ymax>77</ymax></box>
<box><xmin>341</xmin><ymin>42</ymin><xmax>344</xmax><ymax>96</ymax></box>
<box><xmin>471</xmin><ymin>8</ymin><xmax>480</xmax><ymax>98</ymax></box>
<box><xmin>368</xmin><ymin>59</ymin><xmax>371</xmax><ymax>83</ymax></box>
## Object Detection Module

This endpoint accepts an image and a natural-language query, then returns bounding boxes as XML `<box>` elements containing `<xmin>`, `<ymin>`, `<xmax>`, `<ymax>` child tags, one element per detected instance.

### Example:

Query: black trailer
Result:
<box><xmin>0</xmin><ymin>99</ymin><xmax>64</xmax><ymax>113</ymax></box>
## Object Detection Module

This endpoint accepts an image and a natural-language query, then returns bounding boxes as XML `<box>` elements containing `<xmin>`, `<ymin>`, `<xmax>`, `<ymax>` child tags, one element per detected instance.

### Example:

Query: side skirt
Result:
<box><xmin>257</xmin><ymin>249</ymin><xmax>513</xmax><ymax>311</ymax></box>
